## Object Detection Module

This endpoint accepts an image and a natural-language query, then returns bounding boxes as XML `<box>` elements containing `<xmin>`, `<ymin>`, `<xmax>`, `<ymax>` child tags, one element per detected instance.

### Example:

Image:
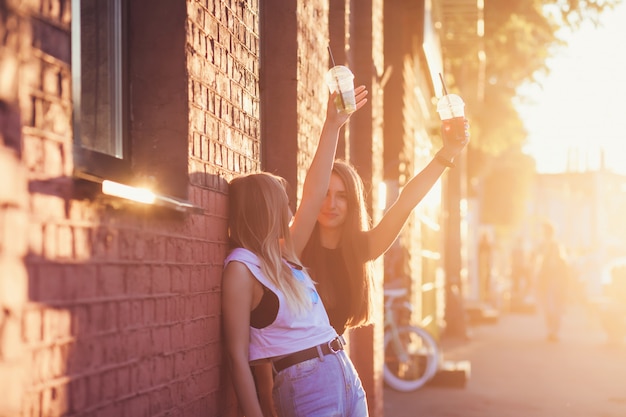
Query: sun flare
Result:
<box><xmin>516</xmin><ymin>3</ymin><xmax>626</xmax><ymax>175</ymax></box>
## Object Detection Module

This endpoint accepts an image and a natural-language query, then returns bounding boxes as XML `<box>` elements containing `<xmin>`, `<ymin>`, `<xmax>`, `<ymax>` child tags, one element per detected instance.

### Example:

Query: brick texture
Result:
<box><xmin>0</xmin><ymin>0</ymin><xmax>247</xmax><ymax>415</ymax></box>
<box><xmin>0</xmin><ymin>1</ymin><xmax>443</xmax><ymax>416</ymax></box>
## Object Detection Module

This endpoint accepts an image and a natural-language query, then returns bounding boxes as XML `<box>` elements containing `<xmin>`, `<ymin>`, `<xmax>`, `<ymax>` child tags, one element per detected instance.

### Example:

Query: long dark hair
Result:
<box><xmin>302</xmin><ymin>160</ymin><xmax>373</xmax><ymax>328</ymax></box>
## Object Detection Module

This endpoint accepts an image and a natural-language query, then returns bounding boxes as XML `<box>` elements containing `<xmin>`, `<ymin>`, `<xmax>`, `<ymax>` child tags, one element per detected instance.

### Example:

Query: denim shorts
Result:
<box><xmin>272</xmin><ymin>349</ymin><xmax>368</xmax><ymax>417</ymax></box>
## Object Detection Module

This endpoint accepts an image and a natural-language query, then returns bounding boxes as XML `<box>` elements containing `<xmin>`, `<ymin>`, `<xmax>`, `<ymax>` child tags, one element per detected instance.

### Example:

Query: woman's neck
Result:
<box><xmin>319</xmin><ymin>225</ymin><xmax>342</xmax><ymax>249</ymax></box>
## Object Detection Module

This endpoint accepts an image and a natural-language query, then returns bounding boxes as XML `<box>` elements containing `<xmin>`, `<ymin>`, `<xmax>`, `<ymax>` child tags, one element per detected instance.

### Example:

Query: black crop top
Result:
<box><xmin>250</xmin><ymin>284</ymin><xmax>279</xmax><ymax>329</ymax></box>
<box><xmin>249</xmin><ymin>261</ymin><xmax>305</xmax><ymax>329</ymax></box>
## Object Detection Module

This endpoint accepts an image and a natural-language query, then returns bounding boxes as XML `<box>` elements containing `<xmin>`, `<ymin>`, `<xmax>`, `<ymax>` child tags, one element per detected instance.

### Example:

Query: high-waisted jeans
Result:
<box><xmin>272</xmin><ymin>349</ymin><xmax>368</xmax><ymax>417</ymax></box>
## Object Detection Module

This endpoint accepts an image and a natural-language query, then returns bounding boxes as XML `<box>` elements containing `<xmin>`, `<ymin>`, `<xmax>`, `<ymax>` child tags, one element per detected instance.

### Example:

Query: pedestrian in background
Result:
<box><xmin>533</xmin><ymin>221</ymin><xmax>570</xmax><ymax>342</ymax></box>
<box><xmin>511</xmin><ymin>236</ymin><xmax>529</xmax><ymax>302</ymax></box>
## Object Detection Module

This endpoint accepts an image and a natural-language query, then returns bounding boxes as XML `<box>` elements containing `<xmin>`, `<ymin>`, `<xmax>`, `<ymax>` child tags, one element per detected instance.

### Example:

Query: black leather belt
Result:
<box><xmin>273</xmin><ymin>337</ymin><xmax>345</xmax><ymax>374</ymax></box>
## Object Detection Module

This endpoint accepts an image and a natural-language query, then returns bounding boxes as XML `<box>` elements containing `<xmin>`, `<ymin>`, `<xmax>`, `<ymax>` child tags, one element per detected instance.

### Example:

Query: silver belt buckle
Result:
<box><xmin>328</xmin><ymin>337</ymin><xmax>342</xmax><ymax>354</ymax></box>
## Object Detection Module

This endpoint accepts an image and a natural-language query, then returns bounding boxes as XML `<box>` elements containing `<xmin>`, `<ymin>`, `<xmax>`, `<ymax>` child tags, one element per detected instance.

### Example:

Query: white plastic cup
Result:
<box><xmin>437</xmin><ymin>94</ymin><xmax>466</xmax><ymax>143</ymax></box>
<box><xmin>324</xmin><ymin>65</ymin><xmax>357</xmax><ymax>114</ymax></box>
<box><xmin>436</xmin><ymin>94</ymin><xmax>465</xmax><ymax>120</ymax></box>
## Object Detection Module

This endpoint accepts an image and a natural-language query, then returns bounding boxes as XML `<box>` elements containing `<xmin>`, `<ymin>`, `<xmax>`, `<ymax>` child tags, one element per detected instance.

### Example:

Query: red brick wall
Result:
<box><xmin>0</xmin><ymin>1</ymin><xmax>395</xmax><ymax>416</ymax></box>
<box><xmin>346</xmin><ymin>1</ymin><xmax>386</xmax><ymax>415</ymax></box>
<box><xmin>0</xmin><ymin>0</ymin><xmax>256</xmax><ymax>415</ymax></box>
<box><xmin>261</xmin><ymin>0</ymin><xmax>328</xmax><ymax>203</ymax></box>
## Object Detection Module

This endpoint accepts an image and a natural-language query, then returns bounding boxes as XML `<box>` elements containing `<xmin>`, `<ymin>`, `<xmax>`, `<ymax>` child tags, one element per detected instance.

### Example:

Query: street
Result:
<box><xmin>384</xmin><ymin>303</ymin><xmax>626</xmax><ymax>417</ymax></box>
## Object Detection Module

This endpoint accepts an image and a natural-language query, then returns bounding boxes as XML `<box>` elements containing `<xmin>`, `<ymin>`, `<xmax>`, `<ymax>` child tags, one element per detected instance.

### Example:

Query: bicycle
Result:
<box><xmin>383</xmin><ymin>286</ymin><xmax>440</xmax><ymax>391</ymax></box>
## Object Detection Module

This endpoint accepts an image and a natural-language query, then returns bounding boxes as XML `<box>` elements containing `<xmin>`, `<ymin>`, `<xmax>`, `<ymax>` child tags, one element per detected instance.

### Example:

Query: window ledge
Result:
<box><xmin>73</xmin><ymin>171</ymin><xmax>205</xmax><ymax>215</ymax></box>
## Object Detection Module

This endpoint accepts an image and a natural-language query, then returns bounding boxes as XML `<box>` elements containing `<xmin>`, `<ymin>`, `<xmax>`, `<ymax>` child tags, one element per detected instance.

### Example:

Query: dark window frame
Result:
<box><xmin>70</xmin><ymin>0</ymin><xmax>199</xmax><ymax>212</ymax></box>
<box><xmin>71</xmin><ymin>0</ymin><xmax>131</xmax><ymax>184</ymax></box>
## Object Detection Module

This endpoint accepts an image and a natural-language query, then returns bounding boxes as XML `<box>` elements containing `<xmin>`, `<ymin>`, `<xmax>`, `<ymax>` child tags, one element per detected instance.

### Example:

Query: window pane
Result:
<box><xmin>73</xmin><ymin>0</ymin><xmax>124</xmax><ymax>158</ymax></box>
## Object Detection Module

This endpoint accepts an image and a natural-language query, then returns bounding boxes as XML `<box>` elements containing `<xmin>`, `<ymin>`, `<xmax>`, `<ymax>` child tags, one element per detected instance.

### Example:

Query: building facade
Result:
<box><xmin>0</xmin><ymin>1</ymin><xmax>477</xmax><ymax>416</ymax></box>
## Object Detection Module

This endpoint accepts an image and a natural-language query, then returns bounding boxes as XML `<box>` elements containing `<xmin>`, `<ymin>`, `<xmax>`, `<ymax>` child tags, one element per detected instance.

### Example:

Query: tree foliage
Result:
<box><xmin>447</xmin><ymin>0</ymin><xmax>623</xmax><ymax>229</ymax></box>
<box><xmin>450</xmin><ymin>0</ymin><xmax>623</xmax><ymax>156</ymax></box>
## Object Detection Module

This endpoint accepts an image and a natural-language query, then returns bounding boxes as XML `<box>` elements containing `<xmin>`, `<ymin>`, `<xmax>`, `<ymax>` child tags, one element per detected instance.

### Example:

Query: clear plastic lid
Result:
<box><xmin>436</xmin><ymin>94</ymin><xmax>465</xmax><ymax>120</ymax></box>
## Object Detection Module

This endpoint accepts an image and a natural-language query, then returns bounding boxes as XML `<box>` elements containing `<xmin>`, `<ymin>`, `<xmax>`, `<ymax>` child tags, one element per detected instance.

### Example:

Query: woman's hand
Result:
<box><xmin>439</xmin><ymin>117</ymin><xmax>470</xmax><ymax>161</ymax></box>
<box><xmin>325</xmin><ymin>85</ymin><xmax>368</xmax><ymax>128</ymax></box>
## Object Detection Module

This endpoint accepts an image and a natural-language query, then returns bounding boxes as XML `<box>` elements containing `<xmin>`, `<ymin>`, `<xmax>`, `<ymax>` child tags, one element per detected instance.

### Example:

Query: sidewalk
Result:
<box><xmin>383</xmin><ymin>303</ymin><xmax>626</xmax><ymax>417</ymax></box>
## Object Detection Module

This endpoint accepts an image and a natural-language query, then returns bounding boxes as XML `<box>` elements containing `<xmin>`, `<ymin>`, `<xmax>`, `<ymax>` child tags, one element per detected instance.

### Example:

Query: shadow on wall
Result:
<box><xmin>0</xmin><ymin>0</ymin><xmax>22</xmax><ymax>155</ymax></box>
<box><xmin>5</xmin><ymin>170</ymin><xmax>237</xmax><ymax>416</ymax></box>
<box><xmin>0</xmin><ymin>145</ymin><xmax>27</xmax><ymax>416</ymax></box>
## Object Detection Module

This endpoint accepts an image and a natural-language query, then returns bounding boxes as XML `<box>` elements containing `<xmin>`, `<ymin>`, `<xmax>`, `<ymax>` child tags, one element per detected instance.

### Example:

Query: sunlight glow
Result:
<box><xmin>102</xmin><ymin>180</ymin><xmax>156</xmax><ymax>204</ymax></box>
<box><xmin>516</xmin><ymin>2</ymin><xmax>626</xmax><ymax>175</ymax></box>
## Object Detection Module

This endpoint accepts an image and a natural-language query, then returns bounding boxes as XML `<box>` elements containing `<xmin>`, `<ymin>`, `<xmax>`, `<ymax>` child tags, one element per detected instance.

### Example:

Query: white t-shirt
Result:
<box><xmin>224</xmin><ymin>248</ymin><xmax>337</xmax><ymax>361</ymax></box>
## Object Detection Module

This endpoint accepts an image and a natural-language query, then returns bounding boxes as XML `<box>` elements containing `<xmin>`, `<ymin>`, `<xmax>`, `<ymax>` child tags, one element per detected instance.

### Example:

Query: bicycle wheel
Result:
<box><xmin>383</xmin><ymin>325</ymin><xmax>440</xmax><ymax>392</ymax></box>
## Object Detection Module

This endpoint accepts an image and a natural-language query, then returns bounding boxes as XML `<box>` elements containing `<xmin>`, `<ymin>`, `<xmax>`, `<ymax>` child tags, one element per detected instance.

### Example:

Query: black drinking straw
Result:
<box><xmin>439</xmin><ymin>72</ymin><xmax>449</xmax><ymax>95</ymax></box>
<box><xmin>328</xmin><ymin>45</ymin><xmax>337</xmax><ymax>67</ymax></box>
<box><xmin>439</xmin><ymin>72</ymin><xmax>455</xmax><ymax>117</ymax></box>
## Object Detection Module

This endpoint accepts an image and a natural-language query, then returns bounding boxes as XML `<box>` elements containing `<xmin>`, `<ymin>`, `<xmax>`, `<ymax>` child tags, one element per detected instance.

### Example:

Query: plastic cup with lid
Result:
<box><xmin>324</xmin><ymin>66</ymin><xmax>357</xmax><ymax>114</ymax></box>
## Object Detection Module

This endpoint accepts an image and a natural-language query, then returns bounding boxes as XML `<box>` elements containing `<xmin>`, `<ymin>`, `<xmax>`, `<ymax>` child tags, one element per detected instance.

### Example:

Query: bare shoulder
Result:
<box><xmin>223</xmin><ymin>260</ymin><xmax>256</xmax><ymax>289</ymax></box>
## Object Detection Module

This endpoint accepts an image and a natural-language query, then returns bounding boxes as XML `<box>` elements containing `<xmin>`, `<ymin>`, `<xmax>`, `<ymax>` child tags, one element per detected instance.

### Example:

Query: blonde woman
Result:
<box><xmin>222</xmin><ymin>88</ymin><xmax>369</xmax><ymax>417</ymax></box>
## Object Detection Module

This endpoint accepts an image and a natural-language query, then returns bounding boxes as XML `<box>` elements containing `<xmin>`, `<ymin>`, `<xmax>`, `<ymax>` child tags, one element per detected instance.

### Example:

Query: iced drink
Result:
<box><xmin>436</xmin><ymin>94</ymin><xmax>466</xmax><ymax>143</ymax></box>
<box><xmin>325</xmin><ymin>66</ymin><xmax>357</xmax><ymax>114</ymax></box>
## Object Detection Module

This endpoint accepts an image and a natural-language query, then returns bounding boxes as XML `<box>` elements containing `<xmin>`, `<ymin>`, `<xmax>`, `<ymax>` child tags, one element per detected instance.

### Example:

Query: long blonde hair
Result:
<box><xmin>228</xmin><ymin>172</ymin><xmax>311</xmax><ymax>314</ymax></box>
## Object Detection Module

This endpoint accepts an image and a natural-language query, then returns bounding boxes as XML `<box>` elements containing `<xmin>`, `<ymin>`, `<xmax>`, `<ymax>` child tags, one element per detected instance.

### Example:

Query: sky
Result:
<box><xmin>515</xmin><ymin>2</ymin><xmax>626</xmax><ymax>174</ymax></box>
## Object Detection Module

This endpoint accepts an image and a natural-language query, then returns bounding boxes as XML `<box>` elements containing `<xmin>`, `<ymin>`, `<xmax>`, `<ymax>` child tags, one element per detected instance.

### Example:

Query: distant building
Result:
<box><xmin>530</xmin><ymin>169</ymin><xmax>626</xmax><ymax>296</ymax></box>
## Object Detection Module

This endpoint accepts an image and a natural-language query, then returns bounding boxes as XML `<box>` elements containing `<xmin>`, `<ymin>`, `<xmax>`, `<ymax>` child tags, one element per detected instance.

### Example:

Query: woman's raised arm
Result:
<box><xmin>365</xmin><ymin>120</ymin><xmax>470</xmax><ymax>260</ymax></box>
<box><xmin>290</xmin><ymin>86</ymin><xmax>368</xmax><ymax>256</ymax></box>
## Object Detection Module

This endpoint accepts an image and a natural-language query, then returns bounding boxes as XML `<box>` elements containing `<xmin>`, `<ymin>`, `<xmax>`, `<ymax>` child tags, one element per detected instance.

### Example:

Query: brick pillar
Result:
<box><xmin>329</xmin><ymin>0</ymin><xmax>350</xmax><ymax>160</ymax></box>
<box><xmin>261</xmin><ymin>0</ymin><xmax>328</xmax><ymax>205</ymax></box>
<box><xmin>348</xmin><ymin>1</ymin><xmax>385</xmax><ymax>416</ymax></box>
<box><xmin>260</xmin><ymin>0</ymin><xmax>299</xmax><ymax>203</ymax></box>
